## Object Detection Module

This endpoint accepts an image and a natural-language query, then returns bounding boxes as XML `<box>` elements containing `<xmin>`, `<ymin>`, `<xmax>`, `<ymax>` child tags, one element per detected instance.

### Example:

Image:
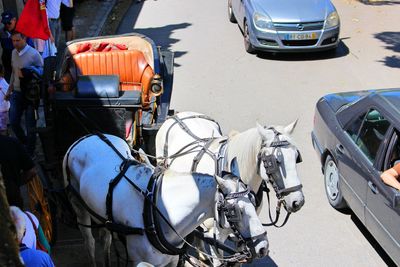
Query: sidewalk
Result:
<box><xmin>50</xmin><ymin>0</ymin><xmax>121</xmax><ymax>266</ymax></box>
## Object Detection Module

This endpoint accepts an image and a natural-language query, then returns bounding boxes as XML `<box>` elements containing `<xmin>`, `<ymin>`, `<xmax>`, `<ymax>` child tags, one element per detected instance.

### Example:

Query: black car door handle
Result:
<box><xmin>368</xmin><ymin>181</ymin><xmax>378</xmax><ymax>194</ymax></box>
<box><xmin>335</xmin><ymin>144</ymin><xmax>344</xmax><ymax>155</ymax></box>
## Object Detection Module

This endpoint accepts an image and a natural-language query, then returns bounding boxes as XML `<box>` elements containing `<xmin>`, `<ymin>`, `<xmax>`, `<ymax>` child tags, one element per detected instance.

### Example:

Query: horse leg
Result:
<box><xmin>68</xmin><ymin>193</ymin><xmax>97</xmax><ymax>267</ymax></box>
<box><xmin>99</xmin><ymin>228</ymin><xmax>112</xmax><ymax>267</ymax></box>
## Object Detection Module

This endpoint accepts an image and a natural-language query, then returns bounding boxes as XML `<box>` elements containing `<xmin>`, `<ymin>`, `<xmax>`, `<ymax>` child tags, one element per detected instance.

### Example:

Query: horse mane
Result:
<box><xmin>227</xmin><ymin>127</ymin><xmax>263</xmax><ymax>184</ymax></box>
<box><xmin>227</xmin><ymin>125</ymin><xmax>295</xmax><ymax>185</ymax></box>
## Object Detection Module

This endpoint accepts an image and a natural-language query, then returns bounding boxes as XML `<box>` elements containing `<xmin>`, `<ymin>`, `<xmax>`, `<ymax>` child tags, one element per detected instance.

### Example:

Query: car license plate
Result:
<box><xmin>285</xmin><ymin>32</ymin><xmax>318</xmax><ymax>40</ymax></box>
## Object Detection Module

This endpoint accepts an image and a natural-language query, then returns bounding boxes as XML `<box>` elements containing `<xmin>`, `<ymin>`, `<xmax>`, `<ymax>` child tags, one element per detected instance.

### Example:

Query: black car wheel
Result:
<box><xmin>228</xmin><ymin>0</ymin><xmax>237</xmax><ymax>23</ymax></box>
<box><xmin>244</xmin><ymin>20</ymin><xmax>256</xmax><ymax>54</ymax></box>
<box><xmin>324</xmin><ymin>155</ymin><xmax>347</xmax><ymax>209</ymax></box>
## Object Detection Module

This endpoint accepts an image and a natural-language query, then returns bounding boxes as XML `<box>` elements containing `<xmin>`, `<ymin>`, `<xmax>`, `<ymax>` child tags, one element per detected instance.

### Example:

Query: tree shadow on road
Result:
<box><xmin>116</xmin><ymin>2</ymin><xmax>191</xmax><ymax>67</ymax></box>
<box><xmin>125</xmin><ymin>23</ymin><xmax>191</xmax><ymax>67</ymax></box>
<box><xmin>350</xmin><ymin>212</ymin><xmax>396</xmax><ymax>266</ymax></box>
<box><xmin>375</xmin><ymin>32</ymin><xmax>400</xmax><ymax>68</ymax></box>
<box><xmin>256</xmin><ymin>39</ymin><xmax>349</xmax><ymax>61</ymax></box>
<box><xmin>356</xmin><ymin>0</ymin><xmax>400</xmax><ymax>5</ymax></box>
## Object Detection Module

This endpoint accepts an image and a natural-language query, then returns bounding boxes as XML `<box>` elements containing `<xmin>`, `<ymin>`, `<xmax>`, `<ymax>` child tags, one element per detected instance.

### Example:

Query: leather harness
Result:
<box><xmin>65</xmin><ymin>133</ymin><xmax>190</xmax><ymax>255</ymax></box>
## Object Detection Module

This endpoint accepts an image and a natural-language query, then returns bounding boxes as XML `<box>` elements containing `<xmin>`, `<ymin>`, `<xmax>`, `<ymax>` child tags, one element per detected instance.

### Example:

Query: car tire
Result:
<box><xmin>228</xmin><ymin>0</ymin><xmax>237</xmax><ymax>23</ymax></box>
<box><xmin>324</xmin><ymin>155</ymin><xmax>348</xmax><ymax>209</ymax></box>
<box><xmin>244</xmin><ymin>20</ymin><xmax>256</xmax><ymax>54</ymax></box>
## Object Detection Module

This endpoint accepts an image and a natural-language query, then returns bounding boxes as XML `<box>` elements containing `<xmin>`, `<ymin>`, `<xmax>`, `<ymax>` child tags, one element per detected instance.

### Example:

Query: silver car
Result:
<box><xmin>228</xmin><ymin>0</ymin><xmax>340</xmax><ymax>53</ymax></box>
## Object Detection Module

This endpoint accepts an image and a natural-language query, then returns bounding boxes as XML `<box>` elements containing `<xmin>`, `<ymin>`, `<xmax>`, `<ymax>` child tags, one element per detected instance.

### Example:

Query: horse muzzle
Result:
<box><xmin>283</xmin><ymin>191</ymin><xmax>305</xmax><ymax>213</ymax></box>
<box><xmin>255</xmin><ymin>239</ymin><xmax>269</xmax><ymax>258</ymax></box>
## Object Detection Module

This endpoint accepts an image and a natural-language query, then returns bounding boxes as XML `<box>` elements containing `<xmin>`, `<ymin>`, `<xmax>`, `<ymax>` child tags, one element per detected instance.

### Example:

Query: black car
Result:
<box><xmin>312</xmin><ymin>89</ymin><xmax>400</xmax><ymax>265</ymax></box>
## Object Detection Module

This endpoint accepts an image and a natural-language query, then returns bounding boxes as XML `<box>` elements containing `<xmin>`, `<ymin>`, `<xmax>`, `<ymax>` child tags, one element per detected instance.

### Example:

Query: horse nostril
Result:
<box><xmin>292</xmin><ymin>201</ymin><xmax>299</xmax><ymax>210</ymax></box>
<box><xmin>259</xmin><ymin>247</ymin><xmax>268</xmax><ymax>257</ymax></box>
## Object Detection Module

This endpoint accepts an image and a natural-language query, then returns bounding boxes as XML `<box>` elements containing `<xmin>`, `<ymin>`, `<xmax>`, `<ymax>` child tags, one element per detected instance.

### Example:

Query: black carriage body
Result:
<box><xmin>40</xmin><ymin>32</ymin><xmax>174</xmax><ymax>175</ymax></box>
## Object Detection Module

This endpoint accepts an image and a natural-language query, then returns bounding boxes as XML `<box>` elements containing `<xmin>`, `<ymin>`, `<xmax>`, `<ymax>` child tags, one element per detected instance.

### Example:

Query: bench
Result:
<box><xmin>62</xmin><ymin>49</ymin><xmax>155</xmax><ymax>106</ymax></box>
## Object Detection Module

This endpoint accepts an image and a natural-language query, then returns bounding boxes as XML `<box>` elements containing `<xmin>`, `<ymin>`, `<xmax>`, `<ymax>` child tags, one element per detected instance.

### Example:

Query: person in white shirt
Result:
<box><xmin>46</xmin><ymin>0</ymin><xmax>72</xmax><ymax>47</ymax></box>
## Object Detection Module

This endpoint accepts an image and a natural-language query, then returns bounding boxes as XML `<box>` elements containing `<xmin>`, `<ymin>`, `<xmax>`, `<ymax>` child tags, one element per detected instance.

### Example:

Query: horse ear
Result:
<box><xmin>256</xmin><ymin>122</ymin><xmax>274</xmax><ymax>141</ymax></box>
<box><xmin>215</xmin><ymin>175</ymin><xmax>227</xmax><ymax>192</ymax></box>
<box><xmin>284</xmin><ymin>119</ymin><xmax>298</xmax><ymax>135</ymax></box>
<box><xmin>230</xmin><ymin>157</ymin><xmax>241</xmax><ymax>178</ymax></box>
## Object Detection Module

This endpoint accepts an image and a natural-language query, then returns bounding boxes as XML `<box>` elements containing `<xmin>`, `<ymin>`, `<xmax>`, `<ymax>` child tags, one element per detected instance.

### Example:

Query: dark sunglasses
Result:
<box><xmin>4</xmin><ymin>22</ymin><xmax>12</xmax><ymax>25</ymax></box>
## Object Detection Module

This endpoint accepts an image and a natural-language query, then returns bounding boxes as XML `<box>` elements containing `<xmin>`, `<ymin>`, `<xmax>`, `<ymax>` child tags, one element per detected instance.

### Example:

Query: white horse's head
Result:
<box><xmin>256</xmin><ymin>121</ymin><xmax>305</xmax><ymax>213</ymax></box>
<box><xmin>215</xmin><ymin>159</ymin><xmax>269</xmax><ymax>259</ymax></box>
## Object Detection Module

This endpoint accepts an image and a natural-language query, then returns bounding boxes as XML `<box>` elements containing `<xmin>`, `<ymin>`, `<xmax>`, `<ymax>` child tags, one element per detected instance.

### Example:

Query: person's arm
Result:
<box><xmin>5</xmin><ymin>52</ymin><xmax>15</xmax><ymax>101</ymax></box>
<box><xmin>34</xmin><ymin>50</ymin><xmax>44</xmax><ymax>68</ymax></box>
<box><xmin>381</xmin><ymin>163</ymin><xmax>400</xmax><ymax>191</ymax></box>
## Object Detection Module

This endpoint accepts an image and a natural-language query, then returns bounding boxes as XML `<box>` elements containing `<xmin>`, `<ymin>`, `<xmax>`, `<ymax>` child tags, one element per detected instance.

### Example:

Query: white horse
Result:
<box><xmin>63</xmin><ymin>134</ymin><xmax>268</xmax><ymax>267</ymax></box>
<box><xmin>155</xmin><ymin>111</ymin><xmax>305</xmax><ymax>263</ymax></box>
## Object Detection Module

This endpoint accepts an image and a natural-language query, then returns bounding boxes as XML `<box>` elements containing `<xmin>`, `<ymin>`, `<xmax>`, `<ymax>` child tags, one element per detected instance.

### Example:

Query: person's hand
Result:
<box><xmin>4</xmin><ymin>90</ymin><xmax>12</xmax><ymax>101</ymax></box>
<box><xmin>17</xmin><ymin>69</ymin><xmax>23</xmax><ymax>78</ymax></box>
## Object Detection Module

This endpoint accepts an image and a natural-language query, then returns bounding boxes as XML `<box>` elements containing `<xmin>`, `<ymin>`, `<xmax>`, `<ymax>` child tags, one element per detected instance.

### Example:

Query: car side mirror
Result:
<box><xmin>393</xmin><ymin>193</ymin><xmax>400</xmax><ymax>209</ymax></box>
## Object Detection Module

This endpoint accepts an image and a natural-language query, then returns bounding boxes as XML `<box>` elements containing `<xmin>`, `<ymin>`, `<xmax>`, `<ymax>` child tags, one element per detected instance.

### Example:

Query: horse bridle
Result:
<box><xmin>256</xmin><ymin>127</ymin><xmax>303</xmax><ymax>227</ymax></box>
<box><xmin>216</xmin><ymin>175</ymin><xmax>266</xmax><ymax>261</ymax></box>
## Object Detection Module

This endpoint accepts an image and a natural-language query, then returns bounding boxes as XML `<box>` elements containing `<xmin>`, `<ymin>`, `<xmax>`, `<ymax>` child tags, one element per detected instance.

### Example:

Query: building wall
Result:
<box><xmin>1</xmin><ymin>0</ymin><xmax>24</xmax><ymax>17</ymax></box>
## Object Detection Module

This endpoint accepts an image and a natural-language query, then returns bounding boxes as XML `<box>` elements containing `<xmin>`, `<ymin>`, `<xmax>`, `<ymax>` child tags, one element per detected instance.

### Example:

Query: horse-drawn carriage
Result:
<box><xmin>31</xmin><ymin>32</ymin><xmax>304</xmax><ymax>266</ymax></box>
<box><xmin>34</xmin><ymin>32</ymin><xmax>174</xmax><ymax>242</ymax></box>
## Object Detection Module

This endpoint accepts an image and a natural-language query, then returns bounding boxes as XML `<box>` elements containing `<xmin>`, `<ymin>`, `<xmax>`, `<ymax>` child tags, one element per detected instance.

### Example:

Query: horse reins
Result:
<box><xmin>65</xmin><ymin>132</ymin><xmax>259</xmax><ymax>264</ymax></box>
<box><xmin>256</xmin><ymin>127</ymin><xmax>303</xmax><ymax>227</ymax></box>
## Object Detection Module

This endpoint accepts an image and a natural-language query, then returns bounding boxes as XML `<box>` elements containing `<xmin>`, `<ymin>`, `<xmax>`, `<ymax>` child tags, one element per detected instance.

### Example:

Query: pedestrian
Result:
<box><xmin>0</xmin><ymin>64</ymin><xmax>10</xmax><ymax>135</ymax></box>
<box><xmin>0</xmin><ymin>11</ymin><xmax>18</xmax><ymax>82</ymax></box>
<box><xmin>0</xmin><ymin>11</ymin><xmax>35</xmax><ymax>82</ymax></box>
<box><xmin>9</xmin><ymin>206</ymin><xmax>55</xmax><ymax>267</ymax></box>
<box><xmin>47</xmin><ymin>0</ymin><xmax>72</xmax><ymax>47</ymax></box>
<box><xmin>22</xmin><ymin>209</ymin><xmax>52</xmax><ymax>254</ymax></box>
<box><xmin>60</xmin><ymin>0</ymin><xmax>75</xmax><ymax>42</ymax></box>
<box><xmin>4</xmin><ymin>31</ymin><xmax>43</xmax><ymax>156</ymax></box>
<box><xmin>0</xmin><ymin>134</ymin><xmax>36</xmax><ymax>208</ymax></box>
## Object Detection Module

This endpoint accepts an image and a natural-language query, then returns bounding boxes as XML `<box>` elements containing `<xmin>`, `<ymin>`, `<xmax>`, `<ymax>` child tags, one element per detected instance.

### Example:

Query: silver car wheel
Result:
<box><xmin>324</xmin><ymin>155</ymin><xmax>347</xmax><ymax>209</ymax></box>
<box><xmin>325</xmin><ymin>160</ymin><xmax>339</xmax><ymax>200</ymax></box>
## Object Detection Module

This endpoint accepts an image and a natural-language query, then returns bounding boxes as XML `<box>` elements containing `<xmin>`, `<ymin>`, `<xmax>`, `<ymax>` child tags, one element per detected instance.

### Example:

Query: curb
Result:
<box><xmin>93</xmin><ymin>0</ymin><xmax>117</xmax><ymax>37</ymax></box>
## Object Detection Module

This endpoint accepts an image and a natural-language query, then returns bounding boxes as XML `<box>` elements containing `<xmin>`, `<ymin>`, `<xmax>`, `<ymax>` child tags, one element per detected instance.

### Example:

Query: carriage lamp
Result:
<box><xmin>150</xmin><ymin>74</ymin><xmax>163</xmax><ymax>95</ymax></box>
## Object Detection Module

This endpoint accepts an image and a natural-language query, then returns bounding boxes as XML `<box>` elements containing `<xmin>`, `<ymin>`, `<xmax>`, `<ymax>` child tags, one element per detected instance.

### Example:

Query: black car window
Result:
<box><xmin>384</xmin><ymin>131</ymin><xmax>400</xmax><ymax>170</ymax></box>
<box><xmin>346</xmin><ymin>111</ymin><xmax>367</xmax><ymax>143</ymax></box>
<box><xmin>352</xmin><ymin>109</ymin><xmax>390</xmax><ymax>163</ymax></box>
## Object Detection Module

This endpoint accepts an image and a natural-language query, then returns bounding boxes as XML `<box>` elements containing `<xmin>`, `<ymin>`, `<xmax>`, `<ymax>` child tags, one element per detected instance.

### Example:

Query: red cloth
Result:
<box><xmin>16</xmin><ymin>0</ymin><xmax>50</xmax><ymax>40</ymax></box>
<box><xmin>76</xmin><ymin>42</ymin><xmax>128</xmax><ymax>54</ymax></box>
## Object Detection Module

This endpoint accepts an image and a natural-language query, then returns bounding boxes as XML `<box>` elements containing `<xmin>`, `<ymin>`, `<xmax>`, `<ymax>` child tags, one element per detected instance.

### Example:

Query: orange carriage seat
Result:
<box><xmin>72</xmin><ymin>49</ymin><xmax>154</xmax><ymax>105</ymax></box>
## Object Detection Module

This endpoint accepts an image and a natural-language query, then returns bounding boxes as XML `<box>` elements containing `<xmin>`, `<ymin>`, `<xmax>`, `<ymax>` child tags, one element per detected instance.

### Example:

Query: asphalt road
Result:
<box><xmin>118</xmin><ymin>1</ymin><xmax>399</xmax><ymax>266</ymax></box>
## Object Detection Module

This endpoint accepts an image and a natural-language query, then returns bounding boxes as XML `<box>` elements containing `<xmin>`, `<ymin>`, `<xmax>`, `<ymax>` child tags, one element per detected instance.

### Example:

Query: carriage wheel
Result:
<box><xmin>27</xmin><ymin>175</ymin><xmax>54</xmax><ymax>244</ymax></box>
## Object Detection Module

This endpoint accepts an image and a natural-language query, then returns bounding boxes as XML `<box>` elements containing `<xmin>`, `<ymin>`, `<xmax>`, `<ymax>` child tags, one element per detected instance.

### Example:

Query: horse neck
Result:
<box><xmin>227</xmin><ymin>128</ymin><xmax>263</xmax><ymax>191</ymax></box>
<box><xmin>159</xmin><ymin>172</ymin><xmax>217</xmax><ymax>242</ymax></box>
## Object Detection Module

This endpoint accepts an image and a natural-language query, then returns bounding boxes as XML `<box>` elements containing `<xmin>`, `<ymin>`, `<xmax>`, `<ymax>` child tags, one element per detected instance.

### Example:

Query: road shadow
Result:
<box><xmin>117</xmin><ymin>1</ymin><xmax>145</xmax><ymax>34</ymax></box>
<box><xmin>116</xmin><ymin>1</ymin><xmax>190</xmax><ymax>66</ymax></box>
<box><xmin>350</xmin><ymin>212</ymin><xmax>396</xmax><ymax>266</ymax></box>
<box><xmin>256</xmin><ymin>39</ymin><xmax>349</xmax><ymax>61</ymax></box>
<box><xmin>243</xmin><ymin>256</ymin><xmax>278</xmax><ymax>266</ymax></box>
<box><xmin>375</xmin><ymin>32</ymin><xmax>400</xmax><ymax>68</ymax></box>
<box><xmin>357</xmin><ymin>0</ymin><xmax>400</xmax><ymax>5</ymax></box>
<box><xmin>127</xmin><ymin>23</ymin><xmax>191</xmax><ymax>67</ymax></box>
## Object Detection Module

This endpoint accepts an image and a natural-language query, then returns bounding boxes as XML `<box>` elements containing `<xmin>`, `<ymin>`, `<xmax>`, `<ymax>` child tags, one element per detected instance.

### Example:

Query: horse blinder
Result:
<box><xmin>224</xmin><ymin>202</ymin><xmax>242</xmax><ymax>223</ymax></box>
<box><xmin>263</xmin><ymin>154</ymin><xmax>279</xmax><ymax>175</ymax></box>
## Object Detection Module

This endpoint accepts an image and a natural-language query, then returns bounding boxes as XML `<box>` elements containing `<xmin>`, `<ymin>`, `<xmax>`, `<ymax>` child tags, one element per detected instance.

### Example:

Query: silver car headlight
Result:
<box><xmin>253</xmin><ymin>12</ymin><xmax>274</xmax><ymax>31</ymax></box>
<box><xmin>325</xmin><ymin>11</ymin><xmax>339</xmax><ymax>29</ymax></box>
